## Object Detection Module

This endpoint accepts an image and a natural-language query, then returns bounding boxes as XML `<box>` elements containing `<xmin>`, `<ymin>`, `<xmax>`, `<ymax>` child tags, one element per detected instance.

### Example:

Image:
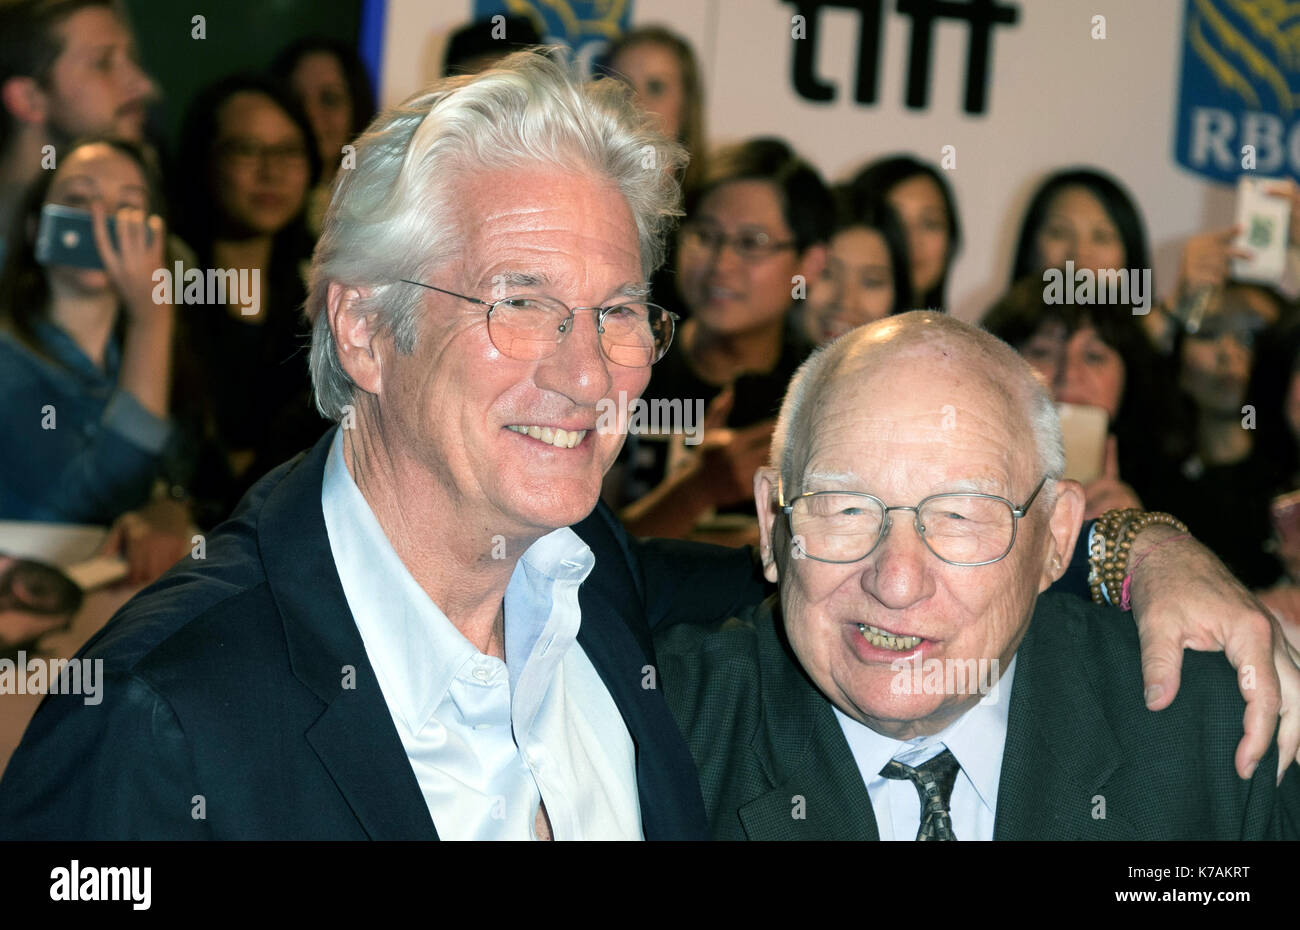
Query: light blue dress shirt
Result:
<box><xmin>320</xmin><ymin>428</ymin><xmax>642</xmax><ymax>840</ymax></box>
<box><xmin>835</xmin><ymin>654</ymin><xmax>1017</xmax><ymax>841</ymax></box>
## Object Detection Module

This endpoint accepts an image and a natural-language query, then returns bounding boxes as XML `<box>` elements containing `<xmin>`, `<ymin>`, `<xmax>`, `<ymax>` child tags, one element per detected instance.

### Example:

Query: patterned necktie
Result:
<box><xmin>879</xmin><ymin>748</ymin><xmax>962</xmax><ymax>841</ymax></box>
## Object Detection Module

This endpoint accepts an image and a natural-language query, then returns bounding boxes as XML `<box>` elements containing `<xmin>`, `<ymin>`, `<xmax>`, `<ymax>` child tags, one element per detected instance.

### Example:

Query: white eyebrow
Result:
<box><xmin>800</xmin><ymin>470</ymin><xmax>865</xmax><ymax>490</ymax></box>
<box><xmin>799</xmin><ymin>470</ymin><xmax>1010</xmax><ymax>497</ymax></box>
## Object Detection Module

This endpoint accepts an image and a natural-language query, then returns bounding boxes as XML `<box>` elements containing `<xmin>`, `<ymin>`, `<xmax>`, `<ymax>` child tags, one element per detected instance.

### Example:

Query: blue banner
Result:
<box><xmin>472</xmin><ymin>0</ymin><xmax>634</xmax><ymax>75</ymax></box>
<box><xmin>1174</xmin><ymin>0</ymin><xmax>1300</xmax><ymax>184</ymax></box>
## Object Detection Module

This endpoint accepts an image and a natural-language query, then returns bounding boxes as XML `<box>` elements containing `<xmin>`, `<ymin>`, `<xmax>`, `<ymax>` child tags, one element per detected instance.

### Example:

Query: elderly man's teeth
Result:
<box><xmin>505</xmin><ymin>425</ymin><xmax>587</xmax><ymax>449</ymax></box>
<box><xmin>857</xmin><ymin>622</ymin><xmax>922</xmax><ymax>651</ymax></box>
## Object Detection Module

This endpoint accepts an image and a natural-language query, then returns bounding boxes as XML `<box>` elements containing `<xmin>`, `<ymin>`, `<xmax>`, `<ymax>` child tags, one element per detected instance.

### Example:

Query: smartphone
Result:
<box><xmin>1231</xmin><ymin>176</ymin><xmax>1290</xmax><ymax>284</ymax></box>
<box><xmin>33</xmin><ymin>203</ymin><xmax>153</xmax><ymax>270</ymax></box>
<box><xmin>1056</xmin><ymin>402</ymin><xmax>1109</xmax><ymax>484</ymax></box>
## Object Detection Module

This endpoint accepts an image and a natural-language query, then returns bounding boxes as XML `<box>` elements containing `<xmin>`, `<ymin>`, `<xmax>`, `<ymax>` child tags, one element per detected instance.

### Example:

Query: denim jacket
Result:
<box><xmin>0</xmin><ymin>318</ymin><xmax>172</xmax><ymax>524</ymax></box>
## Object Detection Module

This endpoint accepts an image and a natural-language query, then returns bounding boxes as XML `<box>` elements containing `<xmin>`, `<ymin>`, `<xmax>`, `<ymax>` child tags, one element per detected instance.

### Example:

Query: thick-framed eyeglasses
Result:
<box><xmin>779</xmin><ymin>474</ymin><xmax>1050</xmax><ymax>567</ymax></box>
<box><xmin>679</xmin><ymin>223</ymin><xmax>797</xmax><ymax>262</ymax></box>
<box><xmin>399</xmin><ymin>280</ymin><xmax>678</xmax><ymax>368</ymax></box>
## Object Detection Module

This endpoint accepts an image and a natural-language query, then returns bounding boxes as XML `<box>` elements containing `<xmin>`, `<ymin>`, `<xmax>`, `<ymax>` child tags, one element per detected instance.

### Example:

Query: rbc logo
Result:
<box><xmin>1174</xmin><ymin>0</ymin><xmax>1300</xmax><ymax>183</ymax></box>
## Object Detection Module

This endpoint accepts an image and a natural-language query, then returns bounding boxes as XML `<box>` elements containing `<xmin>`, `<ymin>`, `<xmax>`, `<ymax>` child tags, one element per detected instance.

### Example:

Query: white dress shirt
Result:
<box><xmin>320</xmin><ymin>429</ymin><xmax>642</xmax><ymax>840</ymax></box>
<box><xmin>834</xmin><ymin>655</ymin><xmax>1017</xmax><ymax>841</ymax></box>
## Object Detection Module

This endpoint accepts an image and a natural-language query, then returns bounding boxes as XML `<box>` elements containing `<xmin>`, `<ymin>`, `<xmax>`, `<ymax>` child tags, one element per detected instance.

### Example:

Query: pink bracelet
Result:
<box><xmin>1119</xmin><ymin>533</ymin><xmax>1191</xmax><ymax>610</ymax></box>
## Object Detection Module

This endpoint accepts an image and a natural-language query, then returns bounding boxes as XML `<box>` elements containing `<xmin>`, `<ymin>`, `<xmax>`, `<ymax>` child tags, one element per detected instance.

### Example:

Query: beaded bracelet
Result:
<box><xmin>1088</xmin><ymin>509</ymin><xmax>1190</xmax><ymax>606</ymax></box>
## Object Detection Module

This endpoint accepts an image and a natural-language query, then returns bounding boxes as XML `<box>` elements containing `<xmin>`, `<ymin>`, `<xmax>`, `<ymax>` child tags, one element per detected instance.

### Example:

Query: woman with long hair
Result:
<box><xmin>172</xmin><ymin>74</ymin><xmax>327</xmax><ymax>500</ymax></box>
<box><xmin>848</xmin><ymin>155</ymin><xmax>960</xmax><ymax>311</ymax></box>
<box><xmin>0</xmin><ymin>136</ymin><xmax>194</xmax><ymax>582</ymax></box>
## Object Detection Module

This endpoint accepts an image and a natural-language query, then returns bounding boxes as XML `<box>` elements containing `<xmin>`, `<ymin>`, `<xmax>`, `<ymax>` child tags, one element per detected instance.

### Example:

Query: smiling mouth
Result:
<box><xmin>505</xmin><ymin>424</ymin><xmax>588</xmax><ymax>449</ymax></box>
<box><xmin>857</xmin><ymin>622</ymin><xmax>923</xmax><ymax>652</ymax></box>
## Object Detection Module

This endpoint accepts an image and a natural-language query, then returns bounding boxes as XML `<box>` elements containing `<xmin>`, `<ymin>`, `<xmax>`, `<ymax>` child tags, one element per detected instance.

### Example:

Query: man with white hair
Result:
<box><xmin>659</xmin><ymin>311</ymin><xmax>1300</xmax><ymax>840</ymax></box>
<box><xmin>1</xmin><ymin>53</ymin><xmax>1297</xmax><ymax>840</ymax></box>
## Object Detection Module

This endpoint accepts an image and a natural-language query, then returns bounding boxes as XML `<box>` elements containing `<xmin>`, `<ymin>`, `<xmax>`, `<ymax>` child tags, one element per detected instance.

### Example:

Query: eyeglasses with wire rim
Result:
<box><xmin>399</xmin><ymin>280</ymin><xmax>679</xmax><ymax>368</ymax></box>
<box><xmin>778</xmin><ymin>473</ymin><xmax>1051</xmax><ymax>567</ymax></box>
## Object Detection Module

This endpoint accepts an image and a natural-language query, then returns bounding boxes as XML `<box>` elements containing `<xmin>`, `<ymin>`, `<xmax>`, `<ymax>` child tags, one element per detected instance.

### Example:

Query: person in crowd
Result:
<box><xmin>800</xmin><ymin>188</ymin><xmax>911</xmax><ymax>346</ymax></box>
<box><xmin>602</xmin><ymin>26</ymin><xmax>709</xmax><ymax>325</ymax></box>
<box><xmin>658</xmin><ymin>312</ymin><xmax>1300</xmax><ymax>840</ymax></box>
<box><xmin>1158</xmin><ymin>182</ymin><xmax>1300</xmax><ymax>353</ymax></box>
<box><xmin>0</xmin><ymin>0</ymin><xmax>156</xmax><ymax>265</ymax></box>
<box><xmin>442</xmin><ymin>14</ymin><xmax>541</xmax><ymax>76</ymax></box>
<box><xmin>171</xmin><ymin>74</ymin><xmax>327</xmax><ymax>508</ymax></box>
<box><xmin>0</xmin><ymin>136</ymin><xmax>193</xmax><ymax>583</ymax></box>
<box><xmin>1149</xmin><ymin>286</ymin><xmax>1287</xmax><ymax>589</ymax></box>
<box><xmin>272</xmin><ymin>37</ymin><xmax>376</xmax><ymax>237</ymax></box>
<box><xmin>603</xmin><ymin>26</ymin><xmax>707</xmax><ymax>193</ymax></box>
<box><xmin>613</xmin><ymin>137</ymin><xmax>832</xmax><ymax>540</ymax></box>
<box><xmin>1247</xmin><ymin>321</ymin><xmax>1300</xmax><ymax>645</ymax></box>
<box><xmin>982</xmin><ymin>276</ymin><xmax>1186</xmax><ymax>519</ymax></box>
<box><xmin>0</xmin><ymin>53</ymin><xmax>1295</xmax><ymax>841</ymax></box>
<box><xmin>1009</xmin><ymin>168</ymin><xmax>1149</xmax><ymax>287</ymax></box>
<box><xmin>847</xmin><ymin>155</ymin><xmax>959</xmax><ymax>311</ymax></box>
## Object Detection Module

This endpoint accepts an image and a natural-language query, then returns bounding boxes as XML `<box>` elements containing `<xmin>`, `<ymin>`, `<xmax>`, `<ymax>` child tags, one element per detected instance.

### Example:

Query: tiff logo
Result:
<box><xmin>785</xmin><ymin>0</ymin><xmax>1019</xmax><ymax>113</ymax></box>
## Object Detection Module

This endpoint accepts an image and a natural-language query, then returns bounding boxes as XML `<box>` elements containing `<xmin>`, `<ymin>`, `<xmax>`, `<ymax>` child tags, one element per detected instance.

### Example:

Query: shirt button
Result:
<box><xmin>472</xmin><ymin>667</ymin><xmax>491</xmax><ymax>682</ymax></box>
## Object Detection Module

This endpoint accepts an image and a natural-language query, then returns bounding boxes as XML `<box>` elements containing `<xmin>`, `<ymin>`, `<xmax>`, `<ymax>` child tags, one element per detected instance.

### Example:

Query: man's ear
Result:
<box><xmin>755</xmin><ymin>466</ymin><xmax>782</xmax><ymax>583</ymax></box>
<box><xmin>1040</xmin><ymin>478</ymin><xmax>1085</xmax><ymax>593</ymax></box>
<box><xmin>327</xmin><ymin>283</ymin><xmax>383</xmax><ymax>396</ymax></box>
<box><xmin>1</xmin><ymin>76</ymin><xmax>48</xmax><ymax>126</ymax></box>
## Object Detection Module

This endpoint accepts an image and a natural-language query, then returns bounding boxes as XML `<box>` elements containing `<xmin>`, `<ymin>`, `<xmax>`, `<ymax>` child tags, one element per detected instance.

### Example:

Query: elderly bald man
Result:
<box><xmin>659</xmin><ymin>312</ymin><xmax>1300</xmax><ymax>840</ymax></box>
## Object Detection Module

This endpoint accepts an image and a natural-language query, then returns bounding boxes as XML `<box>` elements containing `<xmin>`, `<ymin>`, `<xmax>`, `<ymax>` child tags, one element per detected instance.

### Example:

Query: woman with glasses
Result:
<box><xmin>613</xmin><ymin>138</ymin><xmax>834</xmax><ymax>541</ymax></box>
<box><xmin>172</xmin><ymin>75</ymin><xmax>327</xmax><ymax>511</ymax></box>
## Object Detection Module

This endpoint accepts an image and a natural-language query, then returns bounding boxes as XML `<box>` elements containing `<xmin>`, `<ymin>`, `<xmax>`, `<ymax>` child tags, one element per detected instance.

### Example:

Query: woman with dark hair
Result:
<box><xmin>800</xmin><ymin>187</ymin><xmax>912</xmax><ymax>345</ymax></box>
<box><xmin>0</xmin><ymin>136</ymin><xmax>195</xmax><ymax>583</ymax></box>
<box><xmin>1151</xmin><ymin>286</ymin><xmax>1287</xmax><ymax>589</ymax></box>
<box><xmin>271</xmin><ymin>38</ymin><xmax>377</xmax><ymax>235</ymax></box>
<box><xmin>613</xmin><ymin>137</ymin><xmax>834</xmax><ymax>539</ymax></box>
<box><xmin>847</xmin><ymin>154</ymin><xmax>960</xmax><ymax>311</ymax></box>
<box><xmin>172</xmin><ymin>74</ymin><xmax>327</xmax><ymax>503</ymax></box>
<box><xmin>1009</xmin><ymin>167</ymin><xmax>1150</xmax><ymax>286</ymax></box>
<box><xmin>982</xmin><ymin>275</ymin><xmax>1187</xmax><ymax>520</ymax></box>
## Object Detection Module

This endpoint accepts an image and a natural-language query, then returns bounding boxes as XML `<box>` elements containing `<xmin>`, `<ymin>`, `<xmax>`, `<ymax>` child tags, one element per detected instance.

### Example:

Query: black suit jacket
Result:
<box><xmin>0</xmin><ymin>427</ymin><xmax>767</xmax><ymax>839</ymax></box>
<box><xmin>657</xmin><ymin>593</ymin><xmax>1300</xmax><ymax>840</ymax></box>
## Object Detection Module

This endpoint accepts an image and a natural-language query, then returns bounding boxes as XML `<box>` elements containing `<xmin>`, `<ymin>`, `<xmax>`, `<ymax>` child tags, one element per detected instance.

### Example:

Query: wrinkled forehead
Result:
<box><xmin>792</xmin><ymin>346</ymin><xmax>1034</xmax><ymax>495</ymax></box>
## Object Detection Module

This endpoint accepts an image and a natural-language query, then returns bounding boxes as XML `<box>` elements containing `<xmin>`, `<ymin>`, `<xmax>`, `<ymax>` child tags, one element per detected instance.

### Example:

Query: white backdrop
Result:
<box><xmin>376</xmin><ymin>0</ymin><xmax>1227</xmax><ymax>321</ymax></box>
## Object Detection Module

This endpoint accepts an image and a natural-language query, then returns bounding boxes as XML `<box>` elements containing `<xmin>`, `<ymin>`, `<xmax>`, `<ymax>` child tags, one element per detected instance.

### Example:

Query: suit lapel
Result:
<box><xmin>260</xmin><ymin>427</ymin><xmax>438</xmax><ymax>840</ymax></box>
<box><xmin>574</xmin><ymin>508</ymin><xmax>708</xmax><ymax>840</ymax></box>
<box><xmin>738</xmin><ymin>603</ymin><xmax>879</xmax><ymax>840</ymax></box>
<box><xmin>995</xmin><ymin>604</ymin><xmax>1137</xmax><ymax>840</ymax></box>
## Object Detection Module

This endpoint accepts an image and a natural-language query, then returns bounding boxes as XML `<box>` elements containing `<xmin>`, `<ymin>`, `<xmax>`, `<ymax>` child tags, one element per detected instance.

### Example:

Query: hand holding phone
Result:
<box><xmin>1231</xmin><ymin>176</ymin><xmax>1291</xmax><ymax>284</ymax></box>
<box><xmin>88</xmin><ymin>201</ymin><xmax>167</xmax><ymax>321</ymax></box>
